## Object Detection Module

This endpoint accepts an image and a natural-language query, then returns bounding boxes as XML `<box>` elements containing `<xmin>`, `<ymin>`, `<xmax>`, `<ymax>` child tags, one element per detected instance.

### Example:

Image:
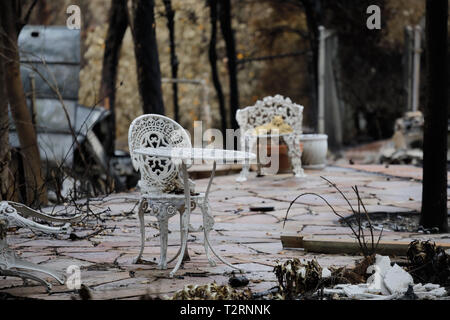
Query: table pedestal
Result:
<box><xmin>169</xmin><ymin>161</ymin><xmax>243</xmax><ymax>277</ymax></box>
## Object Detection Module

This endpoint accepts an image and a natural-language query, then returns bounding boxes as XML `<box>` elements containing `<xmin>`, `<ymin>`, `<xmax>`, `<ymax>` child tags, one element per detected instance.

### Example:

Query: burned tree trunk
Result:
<box><xmin>163</xmin><ymin>0</ymin><xmax>180</xmax><ymax>122</ymax></box>
<box><xmin>218</xmin><ymin>0</ymin><xmax>239</xmax><ymax>130</ymax></box>
<box><xmin>0</xmin><ymin>43</ymin><xmax>10</xmax><ymax>200</ymax></box>
<box><xmin>0</xmin><ymin>1</ymin><xmax>47</xmax><ymax>206</ymax></box>
<box><xmin>37</xmin><ymin>0</ymin><xmax>51</xmax><ymax>25</ymax></box>
<box><xmin>209</xmin><ymin>0</ymin><xmax>227</xmax><ymax>133</ymax></box>
<box><xmin>299</xmin><ymin>0</ymin><xmax>320</xmax><ymax>130</ymax></box>
<box><xmin>420</xmin><ymin>0</ymin><xmax>448</xmax><ymax>232</ymax></box>
<box><xmin>101</xmin><ymin>0</ymin><xmax>129</xmax><ymax>152</ymax></box>
<box><xmin>131</xmin><ymin>0</ymin><xmax>165</xmax><ymax>115</ymax></box>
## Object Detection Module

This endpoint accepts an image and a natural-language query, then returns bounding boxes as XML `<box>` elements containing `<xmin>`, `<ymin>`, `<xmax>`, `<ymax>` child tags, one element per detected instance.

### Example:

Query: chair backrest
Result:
<box><xmin>128</xmin><ymin>114</ymin><xmax>191</xmax><ymax>194</ymax></box>
<box><xmin>236</xmin><ymin>95</ymin><xmax>304</xmax><ymax>134</ymax></box>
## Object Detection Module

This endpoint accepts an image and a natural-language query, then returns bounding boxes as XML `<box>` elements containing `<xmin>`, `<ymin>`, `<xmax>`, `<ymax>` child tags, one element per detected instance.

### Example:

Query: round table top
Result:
<box><xmin>133</xmin><ymin>147</ymin><xmax>256</xmax><ymax>162</ymax></box>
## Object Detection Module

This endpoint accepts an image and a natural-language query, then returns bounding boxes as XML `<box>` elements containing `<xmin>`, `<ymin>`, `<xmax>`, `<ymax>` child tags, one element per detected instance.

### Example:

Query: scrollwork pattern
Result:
<box><xmin>236</xmin><ymin>95</ymin><xmax>306</xmax><ymax>180</ymax></box>
<box><xmin>128</xmin><ymin>114</ymin><xmax>193</xmax><ymax>194</ymax></box>
<box><xmin>0</xmin><ymin>202</ymin><xmax>68</xmax><ymax>291</ymax></box>
<box><xmin>129</xmin><ymin>115</ymin><xmax>241</xmax><ymax>273</ymax></box>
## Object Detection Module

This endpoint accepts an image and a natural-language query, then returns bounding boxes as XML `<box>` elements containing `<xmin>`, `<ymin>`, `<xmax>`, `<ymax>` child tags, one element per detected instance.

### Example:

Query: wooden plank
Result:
<box><xmin>303</xmin><ymin>239</ymin><xmax>408</xmax><ymax>256</ymax></box>
<box><xmin>280</xmin><ymin>234</ymin><xmax>304</xmax><ymax>249</ymax></box>
<box><xmin>280</xmin><ymin>233</ymin><xmax>450</xmax><ymax>256</ymax></box>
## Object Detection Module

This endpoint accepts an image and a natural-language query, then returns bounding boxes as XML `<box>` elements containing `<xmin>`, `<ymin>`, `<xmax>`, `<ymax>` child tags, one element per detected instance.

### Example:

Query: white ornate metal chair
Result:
<box><xmin>236</xmin><ymin>95</ymin><xmax>305</xmax><ymax>181</ymax></box>
<box><xmin>129</xmin><ymin>114</ymin><xmax>231</xmax><ymax>271</ymax></box>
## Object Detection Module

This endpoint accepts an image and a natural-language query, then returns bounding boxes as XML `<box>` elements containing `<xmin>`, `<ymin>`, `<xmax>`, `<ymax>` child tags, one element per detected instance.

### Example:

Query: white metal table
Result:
<box><xmin>133</xmin><ymin>147</ymin><xmax>256</xmax><ymax>277</ymax></box>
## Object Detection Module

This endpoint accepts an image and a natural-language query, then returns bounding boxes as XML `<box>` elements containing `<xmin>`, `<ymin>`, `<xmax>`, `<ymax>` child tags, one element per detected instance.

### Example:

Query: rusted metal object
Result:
<box><xmin>9</xmin><ymin>26</ymin><xmax>137</xmax><ymax>197</ymax></box>
<box><xmin>8</xmin><ymin>26</ymin><xmax>104</xmax><ymax>168</ymax></box>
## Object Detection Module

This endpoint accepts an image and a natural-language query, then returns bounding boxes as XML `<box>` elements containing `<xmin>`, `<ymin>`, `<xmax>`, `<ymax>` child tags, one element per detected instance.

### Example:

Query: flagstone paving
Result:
<box><xmin>1</xmin><ymin>165</ymin><xmax>449</xmax><ymax>300</ymax></box>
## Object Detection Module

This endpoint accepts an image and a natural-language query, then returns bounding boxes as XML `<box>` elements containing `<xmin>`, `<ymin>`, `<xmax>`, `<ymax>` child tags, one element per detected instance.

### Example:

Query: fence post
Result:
<box><xmin>412</xmin><ymin>25</ymin><xmax>422</xmax><ymax>112</ymax></box>
<box><xmin>404</xmin><ymin>26</ymin><xmax>414</xmax><ymax>112</ymax></box>
<box><xmin>318</xmin><ymin>26</ymin><xmax>326</xmax><ymax>134</ymax></box>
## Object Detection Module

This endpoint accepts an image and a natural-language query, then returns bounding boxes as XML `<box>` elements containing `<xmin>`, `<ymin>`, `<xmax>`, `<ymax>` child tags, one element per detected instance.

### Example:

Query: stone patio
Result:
<box><xmin>1</xmin><ymin>164</ymin><xmax>449</xmax><ymax>300</ymax></box>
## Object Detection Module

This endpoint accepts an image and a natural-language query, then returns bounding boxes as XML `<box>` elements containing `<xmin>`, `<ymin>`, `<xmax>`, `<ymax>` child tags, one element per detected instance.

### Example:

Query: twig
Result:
<box><xmin>283</xmin><ymin>178</ymin><xmax>384</xmax><ymax>257</ymax></box>
<box><xmin>283</xmin><ymin>192</ymin><xmax>366</xmax><ymax>256</ymax></box>
<box><xmin>69</xmin><ymin>226</ymin><xmax>116</xmax><ymax>241</ymax></box>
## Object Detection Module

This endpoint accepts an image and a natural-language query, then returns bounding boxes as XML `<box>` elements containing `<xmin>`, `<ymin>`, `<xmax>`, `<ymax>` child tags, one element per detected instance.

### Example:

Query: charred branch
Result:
<box><xmin>218</xmin><ymin>0</ymin><xmax>239</xmax><ymax>131</ymax></box>
<box><xmin>131</xmin><ymin>0</ymin><xmax>165</xmax><ymax>115</ymax></box>
<box><xmin>208</xmin><ymin>0</ymin><xmax>227</xmax><ymax>133</ymax></box>
<box><xmin>101</xmin><ymin>0</ymin><xmax>129</xmax><ymax>151</ymax></box>
<box><xmin>162</xmin><ymin>0</ymin><xmax>180</xmax><ymax>122</ymax></box>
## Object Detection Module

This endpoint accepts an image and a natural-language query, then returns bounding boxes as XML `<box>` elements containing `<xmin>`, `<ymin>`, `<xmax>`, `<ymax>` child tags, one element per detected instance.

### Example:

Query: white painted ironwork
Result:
<box><xmin>0</xmin><ymin>201</ymin><xmax>81</xmax><ymax>291</ymax></box>
<box><xmin>133</xmin><ymin>147</ymin><xmax>253</xmax><ymax>163</ymax></box>
<box><xmin>129</xmin><ymin>114</ymin><xmax>255</xmax><ymax>277</ymax></box>
<box><xmin>129</xmin><ymin>114</ymin><xmax>193</xmax><ymax>195</ymax></box>
<box><xmin>235</xmin><ymin>94</ymin><xmax>305</xmax><ymax>181</ymax></box>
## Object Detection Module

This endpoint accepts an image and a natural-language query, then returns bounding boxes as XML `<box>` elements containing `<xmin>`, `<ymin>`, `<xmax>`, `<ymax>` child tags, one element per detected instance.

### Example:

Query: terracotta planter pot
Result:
<box><xmin>251</xmin><ymin>139</ymin><xmax>303</xmax><ymax>174</ymax></box>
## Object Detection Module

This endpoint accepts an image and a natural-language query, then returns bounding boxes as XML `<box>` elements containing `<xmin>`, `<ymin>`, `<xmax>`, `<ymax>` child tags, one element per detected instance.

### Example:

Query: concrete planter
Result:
<box><xmin>300</xmin><ymin>134</ymin><xmax>328</xmax><ymax>169</ymax></box>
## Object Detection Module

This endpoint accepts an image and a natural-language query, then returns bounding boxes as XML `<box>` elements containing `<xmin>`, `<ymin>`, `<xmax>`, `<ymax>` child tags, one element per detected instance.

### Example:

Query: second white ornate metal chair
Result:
<box><xmin>0</xmin><ymin>201</ymin><xmax>81</xmax><ymax>291</ymax></box>
<box><xmin>236</xmin><ymin>95</ymin><xmax>305</xmax><ymax>181</ymax></box>
<box><xmin>128</xmin><ymin>114</ymin><xmax>232</xmax><ymax>270</ymax></box>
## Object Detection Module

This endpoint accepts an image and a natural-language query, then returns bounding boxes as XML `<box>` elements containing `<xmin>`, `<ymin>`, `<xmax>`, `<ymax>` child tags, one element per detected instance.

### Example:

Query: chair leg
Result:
<box><xmin>133</xmin><ymin>199</ymin><xmax>146</xmax><ymax>264</ymax></box>
<box><xmin>284</xmin><ymin>135</ymin><xmax>306</xmax><ymax>178</ymax></box>
<box><xmin>0</xmin><ymin>242</ymin><xmax>65</xmax><ymax>291</ymax></box>
<box><xmin>169</xmin><ymin>206</ymin><xmax>190</xmax><ymax>277</ymax></box>
<box><xmin>200</xmin><ymin>204</ymin><xmax>242</xmax><ymax>272</ymax></box>
<box><xmin>237</xmin><ymin>162</ymin><xmax>250</xmax><ymax>182</ymax></box>
<box><xmin>203</xmin><ymin>229</ymin><xmax>241</xmax><ymax>272</ymax></box>
<box><xmin>2</xmin><ymin>249</ymin><xmax>65</xmax><ymax>284</ymax></box>
<box><xmin>199</xmin><ymin>203</ymin><xmax>216</xmax><ymax>267</ymax></box>
<box><xmin>0</xmin><ymin>269</ymin><xmax>53</xmax><ymax>292</ymax></box>
<box><xmin>167</xmin><ymin>213</ymin><xmax>183</xmax><ymax>265</ymax></box>
<box><xmin>157</xmin><ymin>214</ymin><xmax>169</xmax><ymax>270</ymax></box>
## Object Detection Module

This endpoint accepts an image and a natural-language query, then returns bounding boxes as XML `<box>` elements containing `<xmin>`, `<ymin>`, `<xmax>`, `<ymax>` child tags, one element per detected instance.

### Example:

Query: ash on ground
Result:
<box><xmin>340</xmin><ymin>211</ymin><xmax>450</xmax><ymax>234</ymax></box>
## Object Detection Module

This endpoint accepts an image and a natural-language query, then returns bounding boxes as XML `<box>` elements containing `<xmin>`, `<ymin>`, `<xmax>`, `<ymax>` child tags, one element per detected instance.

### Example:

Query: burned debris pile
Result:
<box><xmin>170</xmin><ymin>283</ymin><xmax>252</xmax><ymax>300</ymax></box>
<box><xmin>406</xmin><ymin>240</ymin><xmax>450</xmax><ymax>287</ymax></box>
<box><xmin>272</xmin><ymin>240</ymin><xmax>449</xmax><ymax>300</ymax></box>
<box><xmin>380</xmin><ymin>111</ymin><xmax>424</xmax><ymax>165</ymax></box>
<box><xmin>272</xmin><ymin>256</ymin><xmax>375</xmax><ymax>300</ymax></box>
<box><xmin>273</xmin><ymin>258</ymin><xmax>324</xmax><ymax>299</ymax></box>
